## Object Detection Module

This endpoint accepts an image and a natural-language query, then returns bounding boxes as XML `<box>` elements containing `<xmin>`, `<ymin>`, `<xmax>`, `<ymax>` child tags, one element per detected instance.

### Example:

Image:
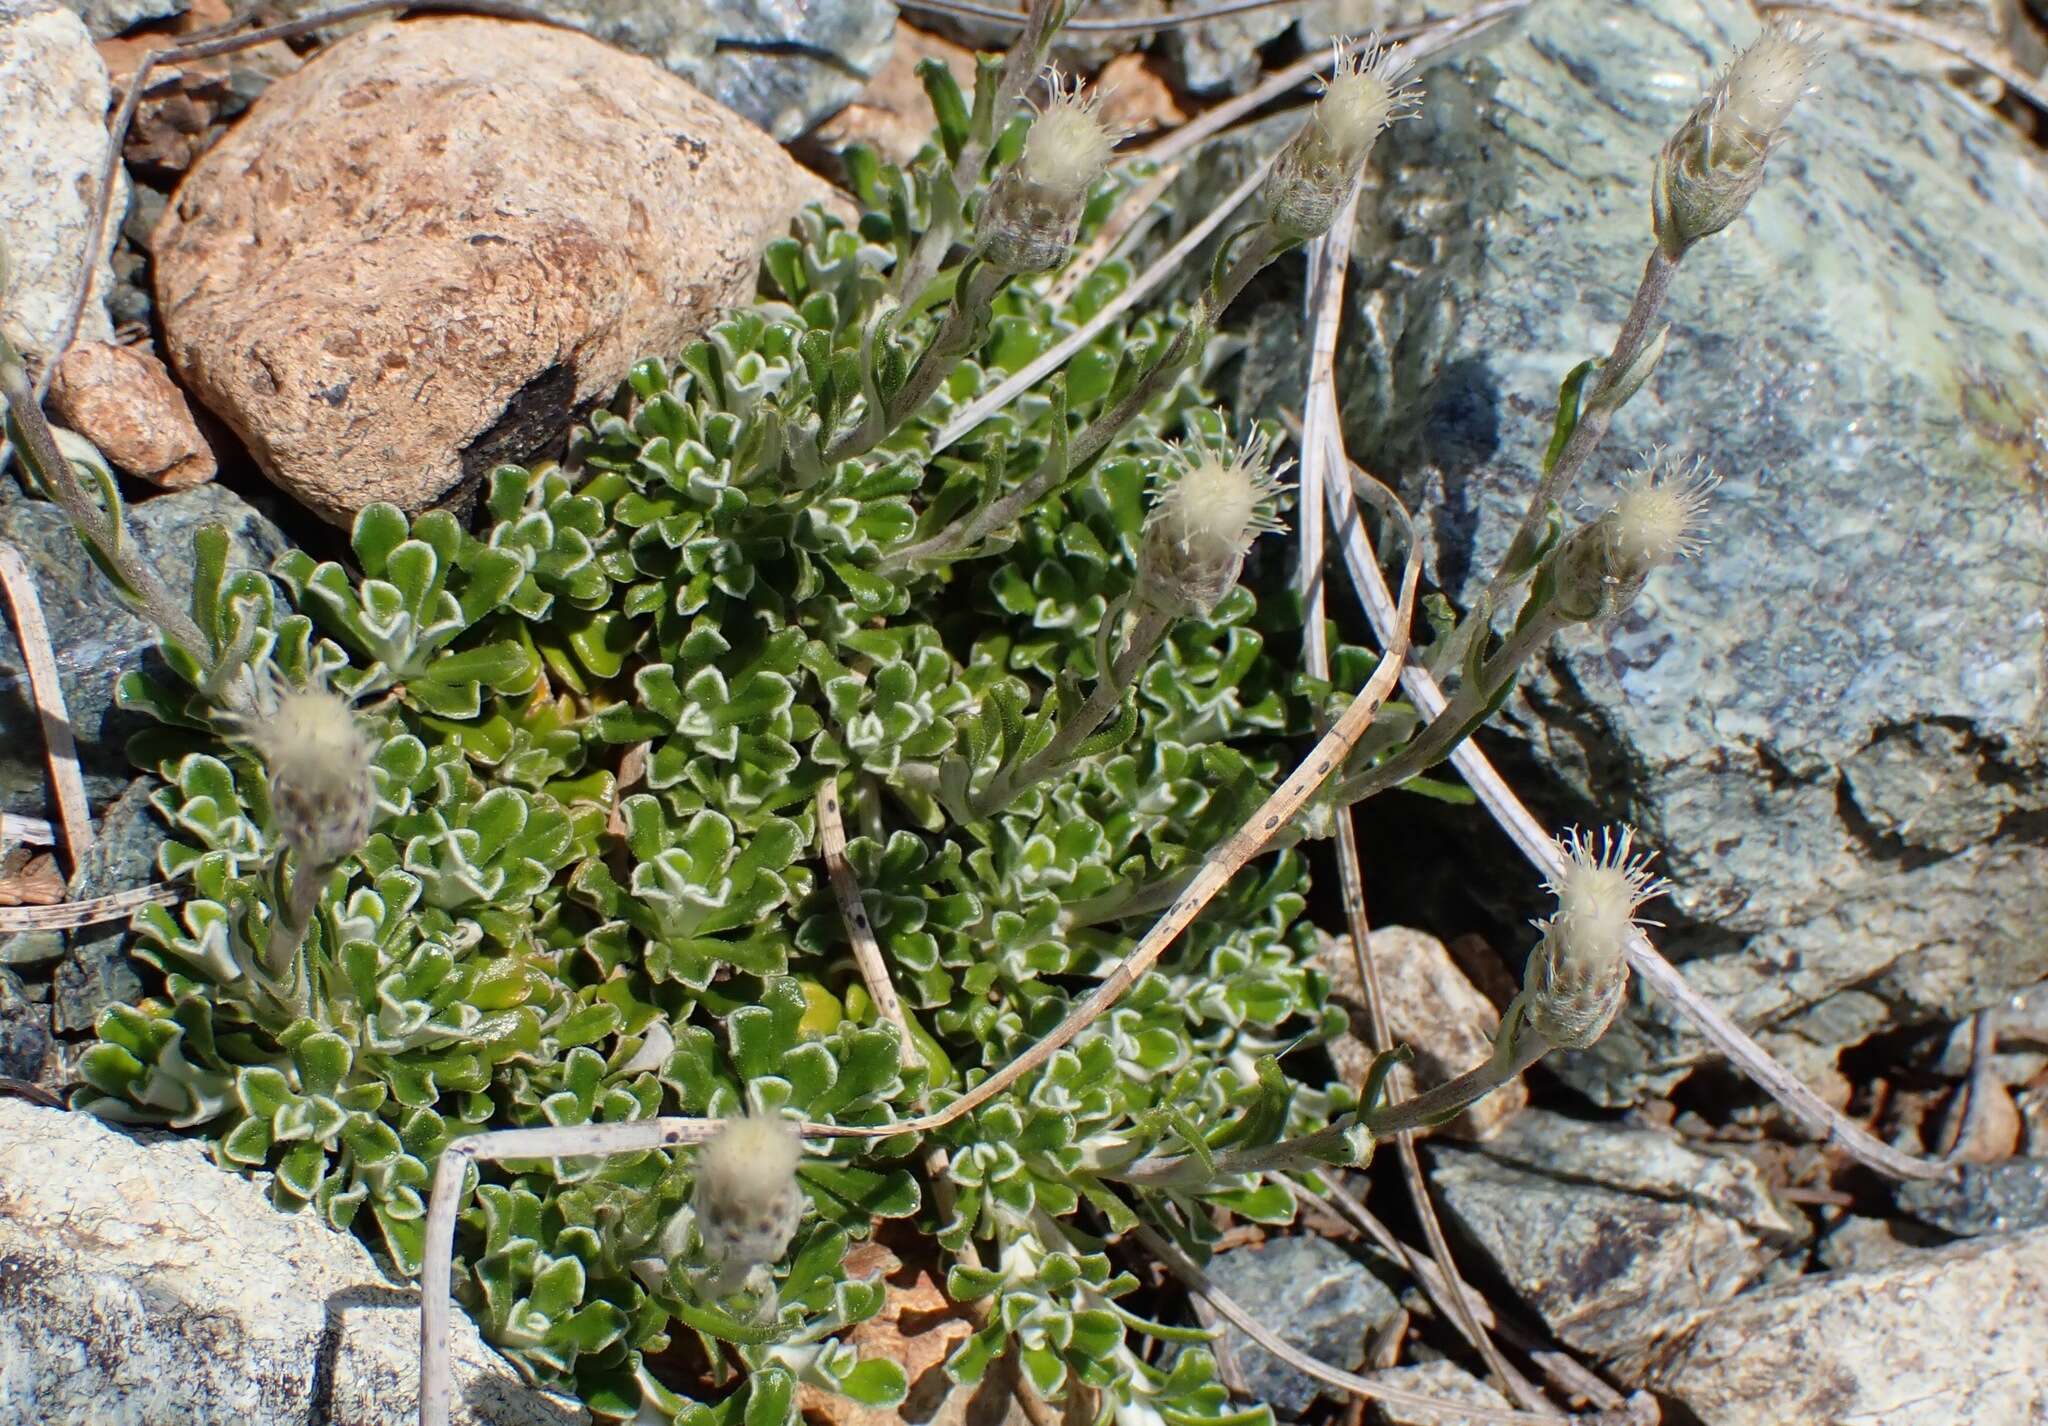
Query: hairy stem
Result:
<box><xmin>882</xmin><ymin>223</ymin><xmax>1288</xmax><ymax>573</ymax></box>
<box><xmin>970</xmin><ymin>603</ymin><xmax>1173</xmax><ymax>818</ymax></box>
<box><xmin>1489</xmin><ymin>247</ymin><xmax>1679</xmax><ymax>598</ymax></box>
<box><xmin>0</xmin><ymin>339</ymin><xmax>214</xmax><ymax>662</ymax></box>
<box><xmin>827</xmin><ymin>261</ymin><xmax>1010</xmax><ymax>465</ymax></box>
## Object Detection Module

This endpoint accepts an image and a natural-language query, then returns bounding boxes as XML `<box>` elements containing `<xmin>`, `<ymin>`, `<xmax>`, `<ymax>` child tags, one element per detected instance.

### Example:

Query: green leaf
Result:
<box><xmin>1541</xmin><ymin>357</ymin><xmax>1597</xmax><ymax>477</ymax></box>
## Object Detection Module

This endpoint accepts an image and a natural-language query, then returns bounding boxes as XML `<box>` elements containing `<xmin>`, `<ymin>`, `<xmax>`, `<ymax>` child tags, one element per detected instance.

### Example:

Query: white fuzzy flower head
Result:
<box><xmin>979</xmin><ymin>69</ymin><xmax>1121</xmax><ymax>274</ymax></box>
<box><xmin>1715</xmin><ymin>22</ymin><xmax>1824</xmax><ymax>152</ymax></box>
<box><xmin>1137</xmin><ymin>426</ymin><xmax>1291</xmax><ymax>617</ymax></box>
<box><xmin>694</xmin><ymin>1114</ymin><xmax>805</xmax><ymax>1288</ymax></box>
<box><xmin>1316</xmin><ymin>38</ymin><xmax>1421</xmax><ymax>169</ymax></box>
<box><xmin>1655</xmin><ymin>23</ymin><xmax>1822</xmax><ymax>254</ymax></box>
<box><xmin>1021</xmin><ymin>67</ymin><xmax>1117</xmax><ymax>199</ymax></box>
<box><xmin>234</xmin><ymin>677</ymin><xmax>377</xmax><ymax>872</ymax></box>
<box><xmin>1607</xmin><ymin>451</ymin><xmax>1716</xmax><ymax>579</ymax></box>
<box><xmin>1265</xmin><ymin>36</ymin><xmax>1421</xmax><ymax>240</ymax></box>
<box><xmin>1522</xmin><ymin>826</ymin><xmax>1670</xmax><ymax>1050</ymax></box>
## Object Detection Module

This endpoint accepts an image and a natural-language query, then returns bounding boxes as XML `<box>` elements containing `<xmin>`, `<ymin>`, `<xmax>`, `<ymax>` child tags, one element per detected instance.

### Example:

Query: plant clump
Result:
<box><xmin>0</xmin><ymin>10</ymin><xmax>1820</xmax><ymax>1425</ymax></box>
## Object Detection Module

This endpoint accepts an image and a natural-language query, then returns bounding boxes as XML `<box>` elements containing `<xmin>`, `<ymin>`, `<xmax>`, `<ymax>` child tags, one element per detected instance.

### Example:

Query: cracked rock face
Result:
<box><xmin>153</xmin><ymin>15</ymin><xmax>813</xmax><ymax>524</ymax></box>
<box><xmin>0</xmin><ymin>1099</ymin><xmax>582</xmax><ymax>1425</ymax></box>
<box><xmin>1345</xmin><ymin>0</ymin><xmax>2048</xmax><ymax>1103</ymax></box>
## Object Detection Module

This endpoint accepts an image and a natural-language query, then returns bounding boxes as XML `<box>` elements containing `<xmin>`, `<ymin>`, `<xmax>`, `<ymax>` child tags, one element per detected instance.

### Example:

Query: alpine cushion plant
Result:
<box><xmin>0</xmin><ymin>8</ymin><xmax>1826</xmax><ymax>1425</ymax></box>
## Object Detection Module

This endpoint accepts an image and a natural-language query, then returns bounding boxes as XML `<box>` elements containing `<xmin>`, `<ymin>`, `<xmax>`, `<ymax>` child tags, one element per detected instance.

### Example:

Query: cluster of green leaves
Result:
<box><xmin>76</xmin><ymin>127</ymin><xmax>1396</xmax><ymax>1426</ymax></box>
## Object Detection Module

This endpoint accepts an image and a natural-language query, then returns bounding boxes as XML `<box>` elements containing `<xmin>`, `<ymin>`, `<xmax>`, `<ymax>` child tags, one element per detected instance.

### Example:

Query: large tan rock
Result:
<box><xmin>153</xmin><ymin>15</ymin><xmax>813</xmax><ymax>524</ymax></box>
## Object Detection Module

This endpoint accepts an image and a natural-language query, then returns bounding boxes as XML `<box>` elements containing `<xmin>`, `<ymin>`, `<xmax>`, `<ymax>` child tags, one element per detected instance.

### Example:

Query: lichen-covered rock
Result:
<box><xmin>1316</xmin><ymin>926</ymin><xmax>1526</xmax><ymax>1139</ymax></box>
<box><xmin>0</xmin><ymin>1099</ymin><xmax>583</xmax><ymax>1425</ymax></box>
<box><xmin>153</xmin><ymin>15</ymin><xmax>816</xmax><ymax>523</ymax></box>
<box><xmin>1642</xmin><ymin>1225</ymin><xmax>2048</xmax><ymax>1425</ymax></box>
<box><xmin>0</xmin><ymin>484</ymin><xmax>288</xmax><ymax>816</ymax></box>
<box><xmin>0</xmin><ymin>0</ymin><xmax>125</xmax><ymax>363</ymax></box>
<box><xmin>1428</xmin><ymin>1109</ymin><xmax>1807</xmax><ymax>1358</ymax></box>
<box><xmin>528</xmin><ymin>0</ymin><xmax>895</xmax><ymax>140</ymax></box>
<box><xmin>1204</xmin><ymin>1234</ymin><xmax>1399</xmax><ymax>1416</ymax></box>
<box><xmin>1343</xmin><ymin>0</ymin><xmax>2048</xmax><ymax>1104</ymax></box>
<box><xmin>49</xmin><ymin>341</ymin><xmax>216</xmax><ymax>487</ymax></box>
<box><xmin>1369</xmin><ymin>1361</ymin><xmax>1513</xmax><ymax>1426</ymax></box>
<box><xmin>0</xmin><ymin>965</ymin><xmax>52</xmax><ymax>1084</ymax></box>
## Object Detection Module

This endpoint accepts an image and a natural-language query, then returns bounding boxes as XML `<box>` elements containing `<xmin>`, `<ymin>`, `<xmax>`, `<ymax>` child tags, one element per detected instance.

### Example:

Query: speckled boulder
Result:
<box><xmin>0</xmin><ymin>1099</ymin><xmax>582</xmax><ymax>1425</ymax></box>
<box><xmin>154</xmin><ymin>15</ymin><xmax>815</xmax><ymax>524</ymax></box>
<box><xmin>1340</xmin><ymin>0</ymin><xmax>2048</xmax><ymax>1103</ymax></box>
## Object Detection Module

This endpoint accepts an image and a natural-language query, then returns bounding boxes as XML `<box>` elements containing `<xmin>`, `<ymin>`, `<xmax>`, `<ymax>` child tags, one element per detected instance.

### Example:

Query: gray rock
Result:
<box><xmin>1164</xmin><ymin>5</ymin><xmax>1292</xmax><ymax>95</ymax></box>
<box><xmin>1368</xmin><ymin>1361</ymin><xmax>1513</xmax><ymax>1426</ymax></box>
<box><xmin>0</xmin><ymin>484</ymin><xmax>290</xmax><ymax>817</ymax></box>
<box><xmin>1429</xmin><ymin>1109</ymin><xmax>1807</xmax><ymax>1358</ymax></box>
<box><xmin>524</xmin><ymin>0</ymin><xmax>895</xmax><ymax>140</ymax></box>
<box><xmin>1642</xmin><ymin>1225</ymin><xmax>2048</xmax><ymax>1425</ymax></box>
<box><xmin>53</xmin><ymin>0</ymin><xmax>184</xmax><ymax>38</ymax></box>
<box><xmin>1341</xmin><ymin>0</ymin><xmax>2048</xmax><ymax>1104</ymax></box>
<box><xmin>2</xmin><ymin>773</ymin><xmax>167</xmax><ymax>971</ymax></box>
<box><xmin>1898</xmin><ymin>1158</ymin><xmax>2048</xmax><ymax>1237</ymax></box>
<box><xmin>0</xmin><ymin>1099</ymin><xmax>586</xmax><ymax>1425</ymax></box>
<box><xmin>0</xmin><ymin>0</ymin><xmax>126</xmax><ymax>363</ymax></box>
<box><xmin>1813</xmin><ymin>1212</ymin><xmax>1947</xmax><ymax>1273</ymax></box>
<box><xmin>1206</xmin><ymin>1234</ymin><xmax>1399</xmax><ymax>1416</ymax></box>
<box><xmin>0</xmin><ymin>965</ymin><xmax>52</xmax><ymax>1083</ymax></box>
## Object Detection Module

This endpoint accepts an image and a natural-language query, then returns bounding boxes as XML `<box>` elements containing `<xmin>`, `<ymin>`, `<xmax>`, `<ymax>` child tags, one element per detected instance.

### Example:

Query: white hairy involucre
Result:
<box><xmin>1522</xmin><ymin>826</ymin><xmax>1670</xmax><ymax>1050</ymax></box>
<box><xmin>694</xmin><ymin>1115</ymin><xmax>805</xmax><ymax>1278</ymax></box>
<box><xmin>1136</xmin><ymin>427</ymin><xmax>1290</xmax><ymax>616</ymax></box>
<box><xmin>236</xmin><ymin>680</ymin><xmax>377</xmax><ymax>871</ymax></box>
<box><xmin>1656</xmin><ymin>22</ymin><xmax>1823</xmax><ymax>252</ymax></box>
<box><xmin>1264</xmin><ymin>36</ymin><xmax>1421</xmax><ymax>239</ymax></box>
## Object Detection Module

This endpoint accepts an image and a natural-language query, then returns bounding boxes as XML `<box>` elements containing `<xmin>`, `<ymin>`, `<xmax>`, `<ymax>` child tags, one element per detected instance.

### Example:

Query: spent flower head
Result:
<box><xmin>1265</xmin><ymin>37</ymin><xmax>1420</xmax><ymax>240</ymax></box>
<box><xmin>694</xmin><ymin>1114</ymin><xmax>805</xmax><ymax>1290</ymax></box>
<box><xmin>233</xmin><ymin>674</ymin><xmax>377</xmax><ymax>873</ymax></box>
<box><xmin>1655</xmin><ymin>22</ymin><xmax>1823</xmax><ymax>255</ymax></box>
<box><xmin>1136</xmin><ymin>425</ymin><xmax>1291</xmax><ymax>617</ymax></box>
<box><xmin>1021</xmin><ymin>67</ymin><xmax>1118</xmax><ymax>199</ymax></box>
<box><xmin>1521</xmin><ymin>826</ymin><xmax>1670</xmax><ymax>1049</ymax></box>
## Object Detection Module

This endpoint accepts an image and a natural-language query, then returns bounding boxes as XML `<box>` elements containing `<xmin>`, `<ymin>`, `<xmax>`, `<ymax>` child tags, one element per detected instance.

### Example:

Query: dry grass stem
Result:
<box><xmin>0</xmin><ymin>544</ymin><xmax>93</xmax><ymax>878</ymax></box>
<box><xmin>816</xmin><ymin>781</ymin><xmax>919</xmax><ymax>1071</ymax></box>
<box><xmin>0</xmin><ymin>883</ymin><xmax>179</xmax><ymax>933</ymax></box>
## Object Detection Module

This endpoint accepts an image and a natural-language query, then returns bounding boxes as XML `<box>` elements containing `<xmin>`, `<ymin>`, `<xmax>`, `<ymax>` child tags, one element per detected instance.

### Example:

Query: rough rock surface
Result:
<box><xmin>153</xmin><ymin>16</ymin><xmax>814</xmax><ymax>523</ymax></box>
<box><xmin>0</xmin><ymin>483</ymin><xmax>288</xmax><ymax>816</ymax></box>
<box><xmin>1342</xmin><ymin>0</ymin><xmax>2048</xmax><ymax>1104</ymax></box>
<box><xmin>1369</xmin><ymin>1361</ymin><xmax>1513</xmax><ymax>1426</ymax></box>
<box><xmin>49</xmin><ymin>341</ymin><xmax>215</xmax><ymax>487</ymax></box>
<box><xmin>0</xmin><ymin>0</ymin><xmax>125</xmax><ymax>363</ymax></box>
<box><xmin>54</xmin><ymin>0</ymin><xmax>182</xmax><ymax>37</ymax></box>
<box><xmin>0</xmin><ymin>1099</ymin><xmax>583</xmax><ymax>1425</ymax></box>
<box><xmin>1204</xmin><ymin>1234</ymin><xmax>1398</xmax><ymax>1416</ymax></box>
<box><xmin>0</xmin><ymin>965</ymin><xmax>52</xmax><ymax>1084</ymax></box>
<box><xmin>1642</xmin><ymin>1226</ymin><xmax>2048</xmax><ymax>1425</ymax></box>
<box><xmin>519</xmin><ymin>0</ymin><xmax>893</xmax><ymax>140</ymax></box>
<box><xmin>1898</xmin><ymin>1157</ymin><xmax>2048</xmax><ymax>1237</ymax></box>
<box><xmin>810</xmin><ymin>21</ymin><xmax>975</xmax><ymax>166</ymax></box>
<box><xmin>1316</xmin><ymin>926</ymin><xmax>1526</xmax><ymax>1139</ymax></box>
<box><xmin>1428</xmin><ymin>1110</ymin><xmax>1807</xmax><ymax>1358</ymax></box>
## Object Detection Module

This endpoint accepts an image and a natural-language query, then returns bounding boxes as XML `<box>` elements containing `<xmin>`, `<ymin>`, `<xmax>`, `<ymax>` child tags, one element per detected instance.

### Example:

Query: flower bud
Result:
<box><xmin>236</xmin><ymin>680</ymin><xmax>377</xmax><ymax>873</ymax></box>
<box><xmin>694</xmin><ymin>1114</ymin><xmax>805</xmax><ymax>1289</ymax></box>
<box><xmin>1548</xmin><ymin>451</ymin><xmax>1714</xmax><ymax>622</ymax></box>
<box><xmin>1522</xmin><ymin>826</ymin><xmax>1669</xmax><ymax>1050</ymax></box>
<box><xmin>1135</xmin><ymin>425</ymin><xmax>1290</xmax><ymax>617</ymax></box>
<box><xmin>1263</xmin><ymin>38</ymin><xmax>1419</xmax><ymax>241</ymax></box>
<box><xmin>977</xmin><ymin>68</ymin><xmax>1117</xmax><ymax>275</ymax></box>
<box><xmin>1654</xmin><ymin>23</ymin><xmax>1822</xmax><ymax>256</ymax></box>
